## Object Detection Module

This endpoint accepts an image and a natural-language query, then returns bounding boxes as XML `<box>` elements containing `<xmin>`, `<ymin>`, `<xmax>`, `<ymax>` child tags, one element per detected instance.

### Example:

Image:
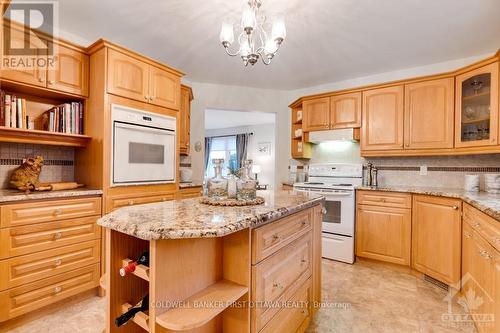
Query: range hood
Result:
<box><xmin>308</xmin><ymin>128</ymin><xmax>360</xmax><ymax>143</ymax></box>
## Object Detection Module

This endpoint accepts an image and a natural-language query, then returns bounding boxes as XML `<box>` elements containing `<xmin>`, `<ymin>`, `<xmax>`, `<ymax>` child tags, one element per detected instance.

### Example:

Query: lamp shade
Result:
<box><xmin>219</xmin><ymin>22</ymin><xmax>234</xmax><ymax>44</ymax></box>
<box><xmin>252</xmin><ymin>165</ymin><xmax>262</xmax><ymax>174</ymax></box>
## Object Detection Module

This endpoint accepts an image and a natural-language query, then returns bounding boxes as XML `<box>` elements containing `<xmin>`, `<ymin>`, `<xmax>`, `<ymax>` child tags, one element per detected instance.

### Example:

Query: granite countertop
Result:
<box><xmin>357</xmin><ymin>186</ymin><xmax>500</xmax><ymax>221</ymax></box>
<box><xmin>0</xmin><ymin>188</ymin><xmax>103</xmax><ymax>203</ymax></box>
<box><xmin>179</xmin><ymin>182</ymin><xmax>204</xmax><ymax>189</ymax></box>
<box><xmin>97</xmin><ymin>190</ymin><xmax>324</xmax><ymax>240</ymax></box>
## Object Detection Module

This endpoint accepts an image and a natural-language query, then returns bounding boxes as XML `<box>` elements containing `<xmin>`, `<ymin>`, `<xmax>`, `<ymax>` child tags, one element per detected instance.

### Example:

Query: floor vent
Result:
<box><xmin>423</xmin><ymin>275</ymin><xmax>449</xmax><ymax>291</ymax></box>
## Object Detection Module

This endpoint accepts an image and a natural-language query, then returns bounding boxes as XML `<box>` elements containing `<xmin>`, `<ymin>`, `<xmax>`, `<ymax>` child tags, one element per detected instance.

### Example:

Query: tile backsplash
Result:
<box><xmin>0</xmin><ymin>143</ymin><xmax>74</xmax><ymax>188</ymax></box>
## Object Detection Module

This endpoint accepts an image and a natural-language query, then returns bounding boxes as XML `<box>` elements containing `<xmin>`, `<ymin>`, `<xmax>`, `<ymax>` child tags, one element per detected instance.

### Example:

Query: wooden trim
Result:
<box><xmin>361</xmin><ymin>145</ymin><xmax>500</xmax><ymax>157</ymax></box>
<box><xmin>0</xmin><ymin>126</ymin><xmax>91</xmax><ymax>147</ymax></box>
<box><xmin>86</xmin><ymin>39</ymin><xmax>184</xmax><ymax>77</ymax></box>
<box><xmin>289</xmin><ymin>52</ymin><xmax>500</xmax><ymax>107</ymax></box>
<box><xmin>1</xmin><ymin>1</ymin><xmax>11</xmax><ymax>15</ymax></box>
<box><xmin>181</xmin><ymin>84</ymin><xmax>194</xmax><ymax>100</ymax></box>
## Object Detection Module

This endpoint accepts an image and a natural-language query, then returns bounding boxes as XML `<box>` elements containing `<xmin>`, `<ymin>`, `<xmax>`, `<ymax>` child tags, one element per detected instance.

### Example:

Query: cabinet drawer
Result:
<box><xmin>0</xmin><ymin>216</ymin><xmax>101</xmax><ymax>259</ymax></box>
<box><xmin>252</xmin><ymin>234</ymin><xmax>312</xmax><ymax>331</ymax></box>
<box><xmin>252</xmin><ymin>209</ymin><xmax>311</xmax><ymax>264</ymax></box>
<box><xmin>0</xmin><ymin>197</ymin><xmax>102</xmax><ymax>228</ymax></box>
<box><xmin>463</xmin><ymin>204</ymin><xmax>500</xmax><ymax>252</ymax></box>
<box><xmin>357</xmin><ymin>190</ymin><xmax>411</xmax><ymax>209</ymax></box>
<box><xmin>108</xmin><ymin>192</ymin><xmax>175</xmax><ymax>211</ymax></box>
<box><xmin>259</xmin><ymin>278</ymin><xmax>311</xmax><ymax>333</ymax></box>
<box><xmin>0</xmin><ymin>263</ymin><xmax>100</xmax><ymax>322</ymax></box>
<box><xmin>0</xmin><ymin>240</ymin><xmax>100</xmax><ymax>290</ymax></box>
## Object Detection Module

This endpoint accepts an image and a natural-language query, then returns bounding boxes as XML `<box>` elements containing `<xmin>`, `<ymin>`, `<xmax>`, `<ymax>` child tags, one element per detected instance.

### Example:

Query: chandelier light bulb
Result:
<box><xmin>272</xmin><ymin>17</ymin><xmax>286</xmax><ymax>43</ymax></box>
<box><xmin>240</xmin><ymin>39</ymin><xmax>251</xmax><ymax>57</ymax></box>
<box><xmin>219</xmin><ymin>22</ymin><xmax>234</xmax><ymax>45</ymax></box>
<box><xmin>241</xmin><ymin>4</ymin><xmax>256</xmax><ymax>33</ymax></box>
<box><xmin>264</xmin><ymin>39</ymin><xmax>277</xmax><ymax>56</ymax></box>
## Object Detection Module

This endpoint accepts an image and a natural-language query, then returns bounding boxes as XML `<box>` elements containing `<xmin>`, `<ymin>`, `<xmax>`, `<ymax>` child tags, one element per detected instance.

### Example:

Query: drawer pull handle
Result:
<box><xmin>464</xmin><ymin>232</ymin><xmax>472</xmax><ymax>239</ymax></box>
<box><xmin>53</xmin><ymin>209</ymin><xmax>63</xmax><ymax>216</ymax></box>
<box><xmin>48</xmin><ymin>80</ymin><xmax>55</xmax><ymax>85</ymax></box>
<box><xmin>473</xmin><ymin>222</ymin><xmax>481</xmax><ymax>228</ymax></box>
<box><xmin>479</xmin><ymin>250</ymin><xmax>492</xmax><ymax>260</ymax></box>
<box><xmin>272</xmin><ymin>282</ymin><xmax>284</xmax><ymax>290</ymax></box>
<box><xmin>144</xmin><ymin>95</ymin><xmax>149</xmax><ymax>100</ymax></box>
<box><xmin>452</xmin><ymin>206</ymin><xmax>459</xmax><ymax>210</ymax></box>
<box><xmin>38</xmin><ymin>77</ymin><xmax>45</xmax><ymax>83</ymax></box>
<box><xmin>128</xmin><ymin>200</ymin><xmax>134</xmax><ymax>206</ymax></box>
<box><xmin>54</xmin><ymin>286</ymin><xmax>62</xmax><ymax>294</ymax></box>
<box><xmin>54</xmin><ymin>259</ymin><xmax>62</xmax><ymax>267</ymax></box>
<box><xmin>300</xmin><ymin>221</ymin><xmax>307</xmax><ymax>227</ymax></box>
<box><xmin>301</xmin><ymin>258</ymin><xmax>307</xmax><ymax>264</ymax></box>
<box><xmin>272</xmin><ymin>234</ymin><xmax>280</xmax><ymax>241</ymax></box>
<box><xmin>301</xmin><ymin>309</ymin><xmax>309</xmax><ymax>315</ymax></box>
<box><xmin>380</xmin><ymin>198</ymin><xmax>386</xmax><ymax>202</ymax></box>
<box><xmin>321</xmin><ymin>208</ymin><xmax>327</xmax><ymax>215</ymax></box>
<box><xmin>53</xmin><ymin>232</ymin><xmax>63</xmax><ymax>240</ymax></box>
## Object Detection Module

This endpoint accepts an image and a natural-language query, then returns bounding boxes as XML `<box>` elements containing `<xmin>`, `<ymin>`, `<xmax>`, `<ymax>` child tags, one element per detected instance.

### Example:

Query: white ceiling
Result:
<box><xmin>205</xmin><ymin>109</ymin><xmax>275</xmax><ymax>130</ymax></box>
<box><xmin>19</xmin><ymin>0</ymin><xmax>500</xmax><ymax>89</ymax></box>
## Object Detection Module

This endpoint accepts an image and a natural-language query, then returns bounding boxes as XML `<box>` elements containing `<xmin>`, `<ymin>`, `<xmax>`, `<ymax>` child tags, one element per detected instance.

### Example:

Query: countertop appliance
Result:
<box><xmin>293</xmin><ymin>163</ymin><xmax>363</xmax><ymax>264</ymax></box>
<box><xmin>111</xmin><ymin>104</ymin><xmax>176</xmax><ymax>186</ymax></box>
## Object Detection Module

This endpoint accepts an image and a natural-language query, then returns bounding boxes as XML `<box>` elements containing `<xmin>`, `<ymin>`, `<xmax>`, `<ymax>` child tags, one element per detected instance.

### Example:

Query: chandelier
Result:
<box><xmin>219</xmin><ymin>0</ymin><xmax>286</xmax><ymax>66</ymax></box>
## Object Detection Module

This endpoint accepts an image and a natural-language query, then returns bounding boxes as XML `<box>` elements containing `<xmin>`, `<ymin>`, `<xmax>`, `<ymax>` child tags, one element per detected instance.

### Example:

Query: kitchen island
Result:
<box><xmin>97</xmin><ymin>190</ymin><xmax>324</xmax><ymax>333</ymax></box>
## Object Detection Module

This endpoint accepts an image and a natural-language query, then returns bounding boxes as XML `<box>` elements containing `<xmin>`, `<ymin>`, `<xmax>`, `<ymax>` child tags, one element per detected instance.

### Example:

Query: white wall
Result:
<box><xmin>188</xmin><ymin>82</ymin><xmax>290</xmax><ymax>189</ymax></box>
<box><xmin>205</xmin><ymin>123</ymin><xmax>276</xmax><ymax>189</ymax></box>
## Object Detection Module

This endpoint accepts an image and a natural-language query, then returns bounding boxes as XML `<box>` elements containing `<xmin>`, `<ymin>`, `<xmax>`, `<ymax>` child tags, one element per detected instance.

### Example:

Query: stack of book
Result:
<box><xmin>41</xmin><ymin>102</ymin><xmax>84</xmax><ymax>134</ymax></box>
<box><xmin>0</xmin><ymin>90</ymin><xmax>31</xmax><ymax>129</ymax></box>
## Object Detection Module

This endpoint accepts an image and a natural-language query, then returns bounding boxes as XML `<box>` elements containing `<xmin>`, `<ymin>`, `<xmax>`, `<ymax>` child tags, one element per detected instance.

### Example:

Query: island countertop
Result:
<box><xmin>97</xmin><ymin>190</ymin><xmax>324</xmax><ymax>240</ymax></box>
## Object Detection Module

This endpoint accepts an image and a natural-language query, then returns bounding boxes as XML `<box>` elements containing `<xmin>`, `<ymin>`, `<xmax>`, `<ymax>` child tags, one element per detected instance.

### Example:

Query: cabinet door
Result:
<box><xmin>47</xmin><ymin>43</ymin><xmax>89</xmax><ymax>96</ymax></box>
<box><xmin>179</xmin><ymin>86</ymin><xmax>192</xmax><ymax>154</ymax></box>
<box><xmin>404</xmin><ymin>78</ymin><xmax>454</xmax><ymax>149</ymax></box>
<box><xmin>356</xmin><ymin>205</ymin><xmax>411</xmax><ymax>266</ymax></box>
<box><xmin>149</xmin><ymin>66</ymin><xmax>180</xmax><ymax>110</ymax></box>
<box><xmin>330</xmin><ymin>92</ymin><xmax>361</xmax><ymax>129</ymax></box>
<box><xmin>361</xmin><ymin>86</ymin><xmax>404</xmax><ymax>151</ymax></box>
<box><xmin>107</xmin><ymin>49</ymin><xmax>149</xmax><ymax>103</ymax></box>
<box><xmin>302</xmin><ymin>97</ymin><xmax>330</xmax><ymax>131</ymax></box>
<box><xmin>412</xmin><ymin>195</ymin><xmax>462</xmax><ymax>285</ymax></box>
<box><xmin>455</xmin><ymin>62</ymin><xmax>499</xmax><ymax>148</ymax></box>
<box><xmin>0</xmin><ymin>24</ymin><xmax>47</xmax><ymax>87</ymax></box>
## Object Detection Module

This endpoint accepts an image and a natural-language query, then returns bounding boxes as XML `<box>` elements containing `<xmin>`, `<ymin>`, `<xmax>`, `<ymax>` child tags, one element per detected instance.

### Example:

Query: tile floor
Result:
<box><xmin>6</xmin><ymin>259</ymin><xmax>476</xmax><ymax>333</ymax></box>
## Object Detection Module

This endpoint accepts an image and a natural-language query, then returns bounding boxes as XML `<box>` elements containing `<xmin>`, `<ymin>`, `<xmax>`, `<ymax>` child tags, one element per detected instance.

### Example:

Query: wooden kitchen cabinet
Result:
<box><xmin>455</xmin><ymin>62</ymin><xmax>499</xmax><ymax>148</ymax></box>
<box><xmin>330</xmin><ymin>92</ymin><xmax>361</xmax><ymax>129</ymax></box>
<box><xmin>361</xmin><ymin>85</ymin><xmax>404</xmax><ymax>151</ymax></box>
<box><xmin>412</xmin><ymin>195</ymin><xmax>462</xmax><ymax>285</ymax></box>
<box><xmin>179</xmin><ymin>85</ymin><xmax>193</xmax><ymax>155</ymax></box>
<box><xmin>404</xmin><ymin>78</ymin><xmax>454</xmax><ymax>149</ymax></box>
<box><xmin>107</xmin><ymin>48</ymin><xmax>180</xmax><ymax>110</ymax></box>
<box><xmin>47</xmin><ymin>43</ymin><xmax>89</xmax><ymax>96</ymax></box>
<box><xmin>356</xmin><ymin>204</ymin><xmax>411</xmax><ymax>266</ymax></box>
<box><xmin>302</xmin><ymin>97</ymin><xmax>330</xmax><ymax>131</ymax></box>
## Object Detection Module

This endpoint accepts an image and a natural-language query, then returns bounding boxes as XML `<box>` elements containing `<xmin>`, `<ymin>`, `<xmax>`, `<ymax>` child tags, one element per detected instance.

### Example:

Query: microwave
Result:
<box><xmin>111</xmin><ymin>104</ymin><xmax>176</xmax><ymax>186</ymax></box>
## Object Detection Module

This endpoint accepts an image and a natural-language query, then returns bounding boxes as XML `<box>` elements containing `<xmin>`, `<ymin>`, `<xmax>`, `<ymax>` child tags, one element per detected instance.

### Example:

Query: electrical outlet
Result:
<box><xmin>420</xmin><ymin>166</ymin><xmax>428</xmax><ymax>176</ymax></box>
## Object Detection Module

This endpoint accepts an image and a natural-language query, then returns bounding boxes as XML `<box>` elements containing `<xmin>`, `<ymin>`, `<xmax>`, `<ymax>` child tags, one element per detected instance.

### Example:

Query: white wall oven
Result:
<box><xmin>111</xmin><ymin>104</ymin><xmax>176</xmax><ymax>186</ymax></box>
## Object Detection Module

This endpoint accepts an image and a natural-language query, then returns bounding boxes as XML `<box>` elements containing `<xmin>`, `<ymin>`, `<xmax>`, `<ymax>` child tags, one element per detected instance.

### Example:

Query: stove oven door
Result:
<box><xmin>319</xmin><ymin>190</ymin><xmax>355</xmax><ymax>237</ymax></box>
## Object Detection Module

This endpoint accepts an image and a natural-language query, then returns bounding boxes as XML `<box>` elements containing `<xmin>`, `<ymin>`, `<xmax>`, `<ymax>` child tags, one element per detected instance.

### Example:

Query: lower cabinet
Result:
<box><xmin>412</xmin><ymin>195</ymin><xmax>462</xmax><ymax>285</ymax></box>
<box><xmin>356</xmin><ymin>204</ymin><xmax>411</xmax><ymax>266</ymax></box>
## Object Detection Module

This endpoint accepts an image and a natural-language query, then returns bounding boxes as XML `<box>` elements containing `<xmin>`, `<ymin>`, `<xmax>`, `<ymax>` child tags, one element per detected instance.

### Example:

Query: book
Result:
<box><xmin>65</xmin><ymin>103</ymin><xmax>71</xmax><ymax>134</ymax></box>
<box><xmin>11</xmin><ymin>96</ymin><xmax>17</xmax><ymax>128</ymax></box>
<box><xmin>79</xmin><ymin>102</ymin><xmax>83</xmax><ymax>134</ymax></box>
<box><xmin>16</xmin><ymin>97</ymin><xmax>22</xmax><ymax>128</ymax></box>
<box><xmin>0</xmin><ymin>90</ymin><xmax>5</xmax><ymax>127</ymax></box>
<box><xmin>21</xmin><ymin>98</ymin><xmax>27</xmax><ymax>129</ymax></box>
<box><xmin>4</xmin><ymin>94</ymin><xmax>11</xmax><ymax>127</ymax></box>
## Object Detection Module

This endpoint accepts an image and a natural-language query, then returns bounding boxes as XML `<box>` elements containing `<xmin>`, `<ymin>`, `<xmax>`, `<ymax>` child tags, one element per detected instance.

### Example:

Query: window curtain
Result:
<box><xmin>204</xmin><ymin>137</ymin><xmax>212</xmax><ymax>174</ymax></box>
<box><xmin>236</xmin><ymin>133</ymin><xmax>249</xmax><ymax>168</ymax></box>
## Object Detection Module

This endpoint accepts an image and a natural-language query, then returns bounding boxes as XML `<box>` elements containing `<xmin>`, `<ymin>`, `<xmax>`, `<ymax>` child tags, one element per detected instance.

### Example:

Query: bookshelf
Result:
<box><xmin>0</xmin><ymin>80</ymin><xmax>90</xmax><ymax>147</ymax></box>
<box><xmin>290</xmin><ymin>104</ymin><xmax>312</xmax><ymax>159</ymax></box>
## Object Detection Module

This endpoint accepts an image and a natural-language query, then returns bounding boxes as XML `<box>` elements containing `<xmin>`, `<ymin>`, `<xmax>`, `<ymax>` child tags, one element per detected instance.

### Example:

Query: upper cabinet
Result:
<box><xmin>455</xmin><ymin>62</ymin><xmax>499</xmax><ymax>148</ymax></box>
<box><xmin>107</xmin><ymin>49</ymin><xmax>181</xmax><ymax>110</ymax></box>
<box><xmin>47</xmin><ymin>43</ymin><xmax>89</xmax><ymax>96</ymax></box>
<box><xmin>330</xmin><ymin>92</ymin><xmax>361</xmax><ymax>129</ymax></box>
<box><xmin>302</xmin><ymin>97</ymin><xmax>330</xmax><ymax>131</ymax></box>
<box><xmin>361</xmin><ymin>86</ymin><xmax>404</xmax><ymax>151</ymax></box>
<box><xmin>0</xmin><ymin>24</ymin><xmax>89</xmax><ymax>97</ymax></box>
<box><xmin>404</xmin><ymin>78</ymin><xmax>454</xmax><ymax>149</ymax></box>
<box><xmin>179</xmin><ymin>85</ymin><xmax>193</xmax><ymax>155</ymax></box>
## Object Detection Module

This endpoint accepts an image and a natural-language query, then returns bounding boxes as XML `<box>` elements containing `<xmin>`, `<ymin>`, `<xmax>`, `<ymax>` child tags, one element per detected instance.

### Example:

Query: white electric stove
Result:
<box><xmin>293</xmin><ymin>163</ymin><xmax>363</xmax><ymax>264</ymax></box>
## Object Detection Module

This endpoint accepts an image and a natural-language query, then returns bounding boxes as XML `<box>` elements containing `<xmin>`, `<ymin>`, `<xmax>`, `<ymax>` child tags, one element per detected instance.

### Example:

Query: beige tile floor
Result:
<box><xmin>6</xmin><ymin>259</ymin><xmax>476</xmax><ymax>333</ymax></box>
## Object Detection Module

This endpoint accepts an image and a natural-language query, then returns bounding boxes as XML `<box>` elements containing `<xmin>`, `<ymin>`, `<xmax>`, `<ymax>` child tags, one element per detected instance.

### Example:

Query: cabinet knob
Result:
<box><xmin>48</xmin><ymin>80</ymin><xmax>55</xmax><ymax>85</ymax></box>
<box><xmin>321</xmin><ymin>208</ymin><xmax>327</xmax><ymax>215</ymax></box>
<box><xmin>54</xmin><ymin>259</ymin><xmax>62</xmax><ymax>266</ymax></box>
<box><xmin>53</xmin><ymin>286</ymin><xmax>62</xmax><ymax>294</ymax></box>
<box><xmin>301</xmin><ymin>258</ymin><xmax>307</xmax><ymax>264</ymax></box>
<box><xmin>405</xmin><ymin>144</ymin><xmax>409</xmax><ymax>147</ymax></box>
<box><xmin>38</xmin><ymin>77</ymin><xmax>45</xmax><ymax>83</ymax></box>
<box><xmin>272</xmin><ymin>234</ymin><xmax>280</xmax><ymax>241</ymax></box>
<box><xmin>479</xmin><ymin>250</ymin><xmax>492</xmax><ymax>260</ymax></box>
<box><xmin>149</xmin><ymin>96</ymin><xmax>154</xmax><ymax>101</ymax></box>
<box><xmin>452</xmin><ymin>206</ymin><xmax>459</xmax><ymax>210</ymax></box>
<box><xmin>144</xmin><ymin>95</ymin><xmax>149</xmax><ymax>100</ymax></box>
<box><xmin>53</xmin><ymin>232</ymin><xmax>62</xmax><ymax>240</ymax></box>
<box><xmin>464</xmin><ymin>232</ymin><xmax>472</xmax><ymax>239</ymax></box>
<box><xmin>128</xmin><ymin>200</ymin><xmax>134</xmax><ymax>206</ymax></box>
<box><xmin>53</xmin><ymin>209</ymin><xmax>63</xmax><ymax>216</ymax></box>
<box><xmin>301</xmin><ymin>309</ymin><xmax>309</xmax><ymax>315</ymax></box>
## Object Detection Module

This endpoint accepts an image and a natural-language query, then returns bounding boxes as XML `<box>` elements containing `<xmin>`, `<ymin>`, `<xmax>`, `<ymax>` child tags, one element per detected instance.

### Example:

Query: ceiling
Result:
<box><xmin>205</xmin><ymin>109</ymin><xmax>275</xmax><ymax>130</ymax></box>
<box><xmin>18</xmin><ymin>0</ymin><xmax>500</xmax><ymax>89</ymax></box>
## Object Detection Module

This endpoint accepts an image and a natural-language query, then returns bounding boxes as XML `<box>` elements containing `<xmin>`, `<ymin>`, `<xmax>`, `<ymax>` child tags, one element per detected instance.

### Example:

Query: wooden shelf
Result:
<box><xmin>462</xmin><ymin>91</ymin><xmax>490</xmax><ymax>101</ymax></box>
<box><xmin>121</xmin><ymin>303</ymin><xmax>149</xmax><ymax>332</ymax></box>
<box><xmin>156</xmin><ymin>280</ymin><xmax>248</xmax><ymax>331</ymax></box>
<box><xmin>293</xmin><ymin>119</ymin><xmax>303</xmax><ymax>124</ymax></box>
<box><xmin>122</xmin><ymin>259</ymin><xmax>150</xmax><ymax>282</ymax></box>
<box><xmin>462</xmin><ymin>117</ymin><xmax>490</xmax><ymax>125</ymax></box>
<box><xmin>0</xmin><ymin>127</ymin><xmax>91</xmax><ymax>147</ymax></box>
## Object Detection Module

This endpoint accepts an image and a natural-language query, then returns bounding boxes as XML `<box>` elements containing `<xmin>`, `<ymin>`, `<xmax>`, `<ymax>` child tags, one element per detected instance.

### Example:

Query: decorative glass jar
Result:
<box><xmin>207</xmin><ymin>159</ymin><xmax>228</xmax><ymax>200</ymax></box>
<box><xmin>236</xmin><ymin>160</ymin><xmax>257</xmax><ymax>200</ymax></box>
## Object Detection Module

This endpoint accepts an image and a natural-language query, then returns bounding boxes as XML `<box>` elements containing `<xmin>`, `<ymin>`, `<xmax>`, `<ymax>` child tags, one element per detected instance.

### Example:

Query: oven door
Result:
<box><xmin>112</xmin><ymin>121</ymin><xmax>176</xmax><ymax>186</ymax></box>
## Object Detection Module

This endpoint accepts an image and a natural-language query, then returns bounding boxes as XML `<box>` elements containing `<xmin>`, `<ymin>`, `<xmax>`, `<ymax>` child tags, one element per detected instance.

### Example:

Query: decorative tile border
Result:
<box><xmin>180</xmin><ymin>163</ymin><xmax>192</xmax><ymax>168</ymax></box>
<box><xmin>0</xmin><ymin>159</ymin><xmax>74</xmax><ymax>166</ymax></box>
<box><xmin>365</xmin><ymin>166</ymin><xmax>500</xmax><ymax>173</ymax></box>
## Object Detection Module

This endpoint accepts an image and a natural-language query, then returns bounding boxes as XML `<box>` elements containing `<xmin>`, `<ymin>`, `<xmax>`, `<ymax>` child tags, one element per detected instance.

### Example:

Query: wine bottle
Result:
<box><xmin>120</xmin><ymin>251</ymin><xmax>149</xmax><ymax>277</ymax></box>
<box><xmin>115</xmin><ymin>294</ymin><xmax>149</xmax><ymax>327</ymax></box>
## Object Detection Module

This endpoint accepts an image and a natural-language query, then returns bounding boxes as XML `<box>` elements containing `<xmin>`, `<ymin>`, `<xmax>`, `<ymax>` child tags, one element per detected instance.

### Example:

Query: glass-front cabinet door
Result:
<box><xmin>455</xmin><ymin>62</ymin><xmax>499</xmax><ymax>148</ymax></box>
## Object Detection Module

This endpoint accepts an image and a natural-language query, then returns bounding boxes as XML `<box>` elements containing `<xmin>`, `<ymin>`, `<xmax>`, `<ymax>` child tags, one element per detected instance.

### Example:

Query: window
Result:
<box><xmin>205</xmin><ymin>136</ymin><xmax>237</xmax><ymax>178</ymax></box>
